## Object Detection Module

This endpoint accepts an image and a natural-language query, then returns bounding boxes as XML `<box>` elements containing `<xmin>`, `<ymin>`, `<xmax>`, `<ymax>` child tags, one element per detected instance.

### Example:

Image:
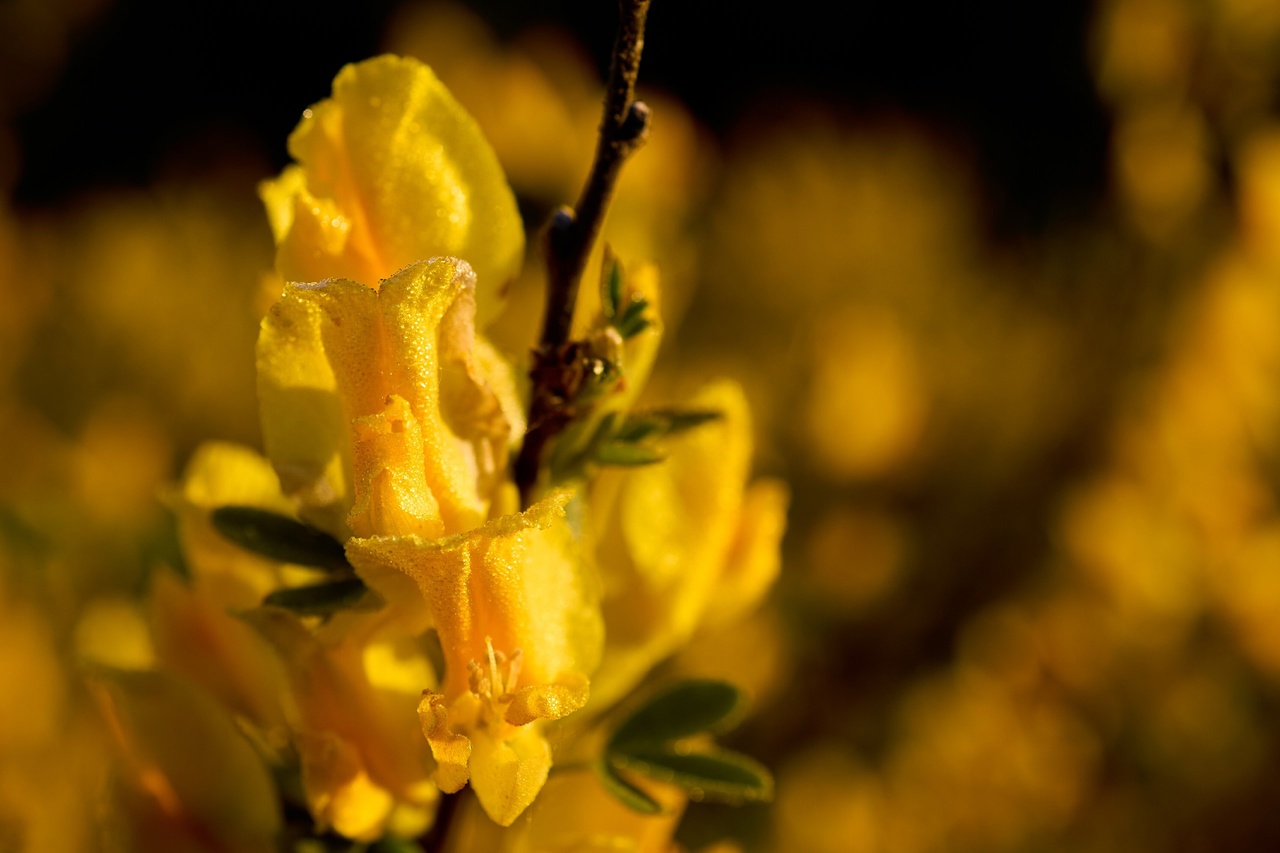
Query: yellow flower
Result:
<box><xmin>258</xmin><ymin>257</ymin><xmax>602</xmax><ymax>825</ymax></box>
<box><xmin>257</xmin><ymin>257</ymin><xmax>522</xmax><ymax>557</ymax></box>
<box><xmin>350</xmin><ymin>491</ymin><xmax>603</xmax><ymax>826</ymax></box>
<box><xmin>260</xmin><ymin>54</ymin><xmax>524</xmax><ymax>326</ymax></box>
<box><xmin>162</xmin><ymin>441</ymin><xmax>440</xmax><ymax>841</ymax></box>
<box><xmin>243</xmin><ymin>609</ymin><xmax>439</xmax><ymax>841</ymax></box>
<box><xmin>385</xmin><ymin>6</ymin><xmax>715</xmax><ymax>338</ymax></box>
<box><xmin>588</xmin><ymin>381</ymin><xmax>789</xmax><ymax>708</ymax></box>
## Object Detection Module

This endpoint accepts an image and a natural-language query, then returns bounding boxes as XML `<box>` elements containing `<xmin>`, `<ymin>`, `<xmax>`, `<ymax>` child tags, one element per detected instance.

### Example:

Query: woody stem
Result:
<box><xmin>514</xmin><ymin>0</ymin><xmax>653</xmax><ymax>507</ymax></box>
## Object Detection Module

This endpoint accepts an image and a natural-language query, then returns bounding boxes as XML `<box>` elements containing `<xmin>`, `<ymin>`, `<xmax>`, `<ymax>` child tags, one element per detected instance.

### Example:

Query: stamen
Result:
<box><xmin>486</xmin><ymin>636</ymin><xmax>501</xmax><ymax>697</ymax></box>
<box><xmin>506</xmin><ymin>649</ymin><xmax>524</xmax><ymax>695</ymax></box>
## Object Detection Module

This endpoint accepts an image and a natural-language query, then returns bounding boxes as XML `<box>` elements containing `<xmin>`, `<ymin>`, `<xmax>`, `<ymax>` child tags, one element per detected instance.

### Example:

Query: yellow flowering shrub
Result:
<box><xmin>74</xmin><ymin>48</ymin><xmax>786</xmax><ymax>848</ymax></box>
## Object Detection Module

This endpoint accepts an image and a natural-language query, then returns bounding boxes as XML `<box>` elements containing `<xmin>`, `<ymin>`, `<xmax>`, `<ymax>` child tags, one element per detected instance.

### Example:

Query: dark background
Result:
<box><xmin>12</xmin><ymin>0</ymin><xmax>1109</xmax><ymax>237</ymax></box>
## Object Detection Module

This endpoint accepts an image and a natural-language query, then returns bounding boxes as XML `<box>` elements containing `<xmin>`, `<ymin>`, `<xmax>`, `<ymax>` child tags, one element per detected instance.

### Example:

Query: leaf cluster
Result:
<box><xmin>600</xmin><ymin>253</ymin><xmax>651</xmax><ymax>340</ymax></box>
<box><xmin>597</xmin><ymin>680</ymin><xmax>774</xmax><ymax>814</ymax></box>
<box><xmin>550</xmin><ymin>406</ymin><xmax>724</xmax><ymax>481</ymax></box>
<box><xmin>210</xmin><ymin>506</ymin><xmax>378</xmax><ymax>617</ymax></box>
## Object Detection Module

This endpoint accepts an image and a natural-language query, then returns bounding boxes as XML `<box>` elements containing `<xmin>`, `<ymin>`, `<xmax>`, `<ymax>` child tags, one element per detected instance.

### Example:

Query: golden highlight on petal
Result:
<box><xmin>350</xmin><ymin>492</ymin><xmax>602</xmax><ymax>826</ymax></box>
<box><xmin>504</xmin><ymin>673</ymin><xmax>590</xmax><ymax>727</ymax></box>
<box><xmin>346</xmin><ymin>491</ymin><xmax>601</xmax><ymax>704</ymax></box>
<box><xmin>297</xmin><ymin>732</ymin><xmax>396</xmax><ymax>842</ymax></box>
<box><xmin>261</xmin><ymin>54</ymin><xmax>524</xmax><ymax>324</ymax></box>
<box><xmin>468</xmin><ymin>723</ymin><xmax>552</xmax><ymax>827</ymax></box>
<box><xmin>257</xmin><ymin>258</ymin><xmax>516</xmax><ymax>540</ymax></box>
<box><xmin>418</xmin><ymin>691</ymin><xmax>472</xmax><ymax>794</ymax></box>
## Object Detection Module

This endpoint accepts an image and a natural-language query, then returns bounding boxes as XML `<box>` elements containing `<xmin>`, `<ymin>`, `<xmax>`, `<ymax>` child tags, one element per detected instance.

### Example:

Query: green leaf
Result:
<box><xmin>594</xmin><ymin>441</ymin><xmax>665</xmax><ymax>467</ymax></box>
<box><xmin>616</xmin><ymin>409</ymin><xmax>724</xmax><ymax>443</ymax></box>
<box><xmin>616</xmin><ymin>315</ymin><xmax>652</xmax><ymax>340</ymax></box>
<box><xmin>263</xmin><ymin>578</ymin><xmax>376</xmax><ymax>616</ymax></box>
<box><xmin>614</xmin><ymin>296</ymin><xmax>650</xmax><ymax>338</ymax></box>
<box><xmin>595</xmin><ymin>759</ymin><xmax>662</xmax><ymax>815</ymax></box>
<box><xmin>618</xmin><ymin>296</ymin><xmax>648</xmax><ymax>326</ymax></box>
<box><xmin>211</xmin><ymin>506</ymin><xmax>350</xmax><ymax>572</ymax></box>
<box><xmin>584</xmin><ymin>412</ymin><xmax>622</xmax><ymax>454</ymax></box>
<box><xmin>549</xmin><ymin>412</ymin><xmax>619</xmax><ymax>481</ymax></box>
<box><xmin>614</xmin><ymin>416</ymin><xmax>662</xmax><ymax>443</ymax></box>
<box><xmin>658</xmin><ymin>409</ymin><xmax>723</xmax><ymax>435</ymax></box>
<box><xmin>601</xmin><ymin>251</ymin><xmax>623</xmax><ymax>321</ymax></box>
<box><xmin>609</xmin><ymin>747</ymin><xmax>773</xmax><ymax>803</ymax></box>
<box><xmin>609</xmin><ymin>680</ymin><xmax>747</xmax><ymax>749</ymax></box>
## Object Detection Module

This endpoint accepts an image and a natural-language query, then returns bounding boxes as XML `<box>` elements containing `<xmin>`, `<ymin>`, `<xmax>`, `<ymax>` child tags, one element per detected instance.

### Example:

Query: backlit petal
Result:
<box><xmin>257</xmin><ymin>258</ymin><xmax>514</xmax><ymax>539</ymax></box>
<box><xmin>261</xmin><ymin>55</ymin><xmax>524</xmax><ymax>324</ymax></box>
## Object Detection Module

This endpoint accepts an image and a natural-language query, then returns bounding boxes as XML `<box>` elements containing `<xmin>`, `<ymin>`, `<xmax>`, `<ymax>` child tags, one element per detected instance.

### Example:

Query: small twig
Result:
<box><xmin>515</xmin><ymin>0</ymin><xmax>653</xmax><ymax>506</ymax></box>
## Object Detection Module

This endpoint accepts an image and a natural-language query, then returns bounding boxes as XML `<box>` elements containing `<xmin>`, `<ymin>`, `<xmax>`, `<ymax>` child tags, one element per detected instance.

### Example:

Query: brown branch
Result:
<box><xmin>515</xmin><ymin>0</ymin><xmax>653</xmax><ymax>506</ymax></box>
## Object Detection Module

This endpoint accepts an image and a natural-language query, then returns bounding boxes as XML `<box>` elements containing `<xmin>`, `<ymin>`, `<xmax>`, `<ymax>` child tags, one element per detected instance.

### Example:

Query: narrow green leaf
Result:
<box><xmin>549</xmin><ymin>412</ymin><xmax>619</xmax><ymax>481</ymax></box>
<box><xmin>584</xmin><ymin>412</ymin><xmax>622</xmax><ymax>455</ymax></box>
<box><xmin>594</xmin><ymin>441</ymin><xmax>665</xmax><ymax>467</ymax></box>
<box><xmin>595</xmin><ymin>759</ymin><xmax>662</xmax><ymax>815</ymax></box>
<box><xmin>616</xmin><ymin>409</ymin><xmax>724</xmax><ymax>443</ymax></box>
<box><xmin>609</xmin><ymin>747</ymin><xmax>774</xmax><ymax>803</ymax></box>
<box><xmin>263</xmin><ymin>578</ymin><xmax>376</xmax><ymax>616</ymax></box>
<box><xmin>618</xmin><ymin>318</ymin><xmax>652</xmax><ymax>339</ymax></box>
<box><xmin>618</xmin><ymin>296</ymin><xmax>648</xmax><ymax>327</ymax></box>
<box><xmin>614</xmin><ymin>415</ymin><xmax>663</xmax><ymax>443</ymax></box>
<box><xmin>211</xmin><ymin>506</ymin><xmax>350</xmax><ymax>572</ymax></box>
<box><xmin>614</xmin><ymin>296</ymin><xmax>650</xmax><ymax>338</ymax></box>
<box><xmin>609</xmin><ymin>680</ymin><xmax>747</xmax><ymax>749</ymax></box>
<box><xmin>601</xmin><ymin>250</ymin><xmax>623</xmax><ymax>320</ymax></box>
<box><xmin>658</xmin><ymin>408</ymin><xmax>723</xmax><ymax>435</ymax></box>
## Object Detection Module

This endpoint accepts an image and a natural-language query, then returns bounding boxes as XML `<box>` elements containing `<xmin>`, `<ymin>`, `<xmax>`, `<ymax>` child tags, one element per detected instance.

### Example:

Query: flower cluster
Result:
<box><xmin>98</xmin><ymin>53</ymin><xmax>787</xmax><ymax>848</ymax></box>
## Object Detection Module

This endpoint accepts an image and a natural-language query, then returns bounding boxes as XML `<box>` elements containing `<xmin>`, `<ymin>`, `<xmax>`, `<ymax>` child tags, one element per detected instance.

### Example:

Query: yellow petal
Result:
<box><xmin>177</xmin><ymin>441</ymin><xmax>294</xmax><ymax>514</ymax></box>
<box><xmin>259</xmin><ymin>164</ymin><xmax>305</xmax><ymax>246</ymax></box>
<box><xmin>296</xmin><ymin>731</ymin><xmax>395</xmax><ymax>842</ymax></box>
<box><xmin>346</xmin><ymin>491</ymin><xmax>602</xmax><ymax>704</ymax></box>
<box><xmin>88</xmin><ymin>669</ymin><xmax>282</xmax><ymax>852</ymax></box>
<box><xmin>349</xmin><ymin>394</ymin><xmax>446</xmax><ymax>539</ymax></box>
<box><xmin>168</xmin><ymin>441</ymin><xmax>299</xmax><ymax>609</ymax></box>
<box><xmin>262</xmin><ymin>54</ymin><xmax>524</xmax><ymax>325</ymax></box>
<box><xmin>702</xmin><ymin>478</ymin><xmax>790</xmax><ymax>628</ymax></box>
<box><xmin>591</xmin><ymin>381</ymin><xmax>776</xmax><ymax>707</ymax></box>
<box><xmin>482</xmin><ymin>768</ymin><xmax>686</xmax><ymax>853</ymax></box>
<box><xmin>504</xmin><ymin>672</ymin><xmax>590</xmax><ymax>727</ymax></box>
<box><xmin>242</xmin><ymin>609</ymin><xmax>437</xmax><ymax>835</ymax></box>
<box><xmin>149</xmin><ymin>569</ymin><xmax>285</xmax><ymax>728</ymax></box>
<box><xmin>468</xmin><ymin>723</ymin><xmax>552</xmax><ymax>827</ymax></box>
<box><xmin>618</xmin><ymin>383</ymin><xmax>751</xmax><ymax>593</ymax></box>
<box><xmin>436</xmin><ymin>770</ymin><xmax>687</xmax><ymax>853</ymax></box>
<box><xmin>418</xmin><ymin>691</ymin><xmax>472</xmax><ymax>794</ymax></box>
<box><xmin>257</xmin><ymin>258</ymin><xmax>515</xmax><ymax>539</ymax></box>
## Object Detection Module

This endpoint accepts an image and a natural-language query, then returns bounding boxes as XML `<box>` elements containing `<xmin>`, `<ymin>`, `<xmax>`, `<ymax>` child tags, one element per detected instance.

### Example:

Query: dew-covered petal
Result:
<box><xmin>261</xmin><ymin>54</ymin><xmax>524</xmax><ymax>325</ymax></box>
